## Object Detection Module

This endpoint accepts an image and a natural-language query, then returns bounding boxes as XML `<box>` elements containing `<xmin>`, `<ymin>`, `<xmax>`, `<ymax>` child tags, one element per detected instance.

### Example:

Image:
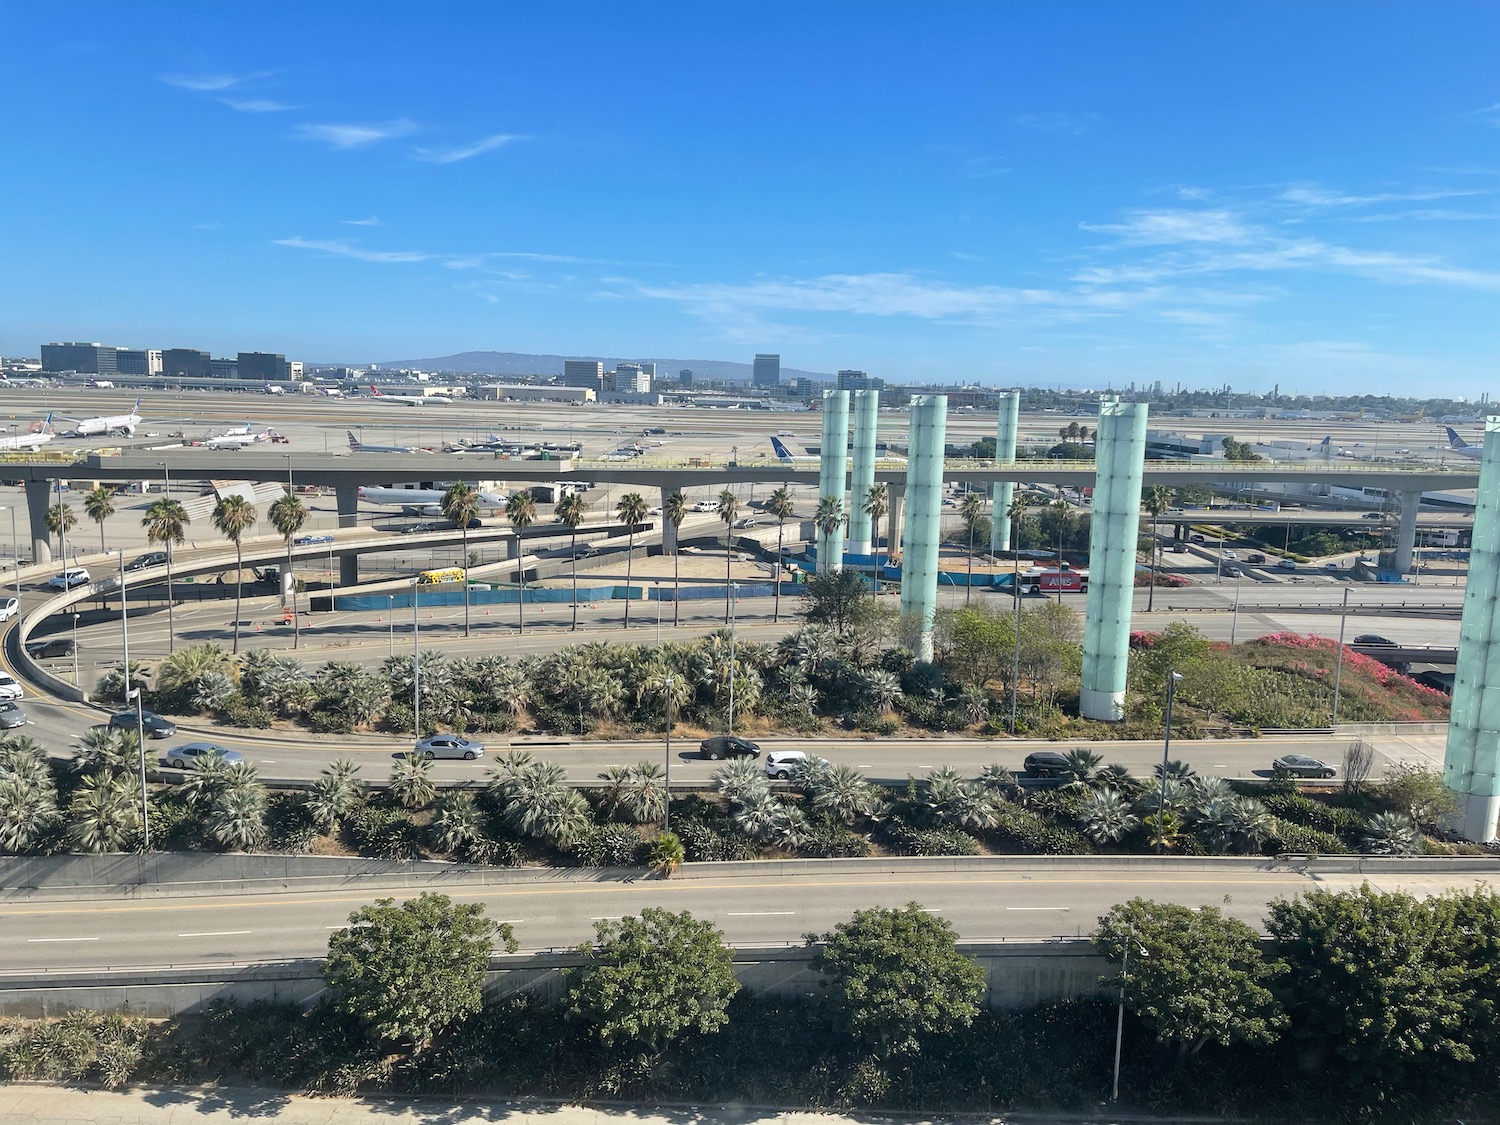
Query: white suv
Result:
<box><xmin>47</xmin><ymin>568</ymin><xmax>90</xmax><ymax>590</ymax></box>
<box><xmin>764</xmin><ymin>751</ymin><xmax>807</xmax><ymax>780</ymax></box>
<box><xmin>0</xmin><ymin>672</ymin><xmax>23</xmax><ymax>701</ymax></box>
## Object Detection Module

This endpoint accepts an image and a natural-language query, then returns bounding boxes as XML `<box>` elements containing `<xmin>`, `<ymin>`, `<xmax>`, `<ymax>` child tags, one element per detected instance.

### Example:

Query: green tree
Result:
<box><xmin>802</xmin><ymin>567</ymin><xmax>872</xmax><ymax>636</ymax></box>
<box><xmin>142</xmin><ymin>497</ymin><xmax>190</xmax><ymax>654</ymax></box>
<box><xmin>1005</xmin><ymin>490</ymin><xmax>1028</xmax><ymax>552</ymax></box>
<box><xmin>565</xmin><ymin>907</ymin><xmax>739</xmax><ymax>1051</ymax></box>
<box><xmin>1141</xmin><ymin>485</ymin><xmax>1175</xmax><ymax>613</ymax></box>
<box><xmin>615</xmin><ymin>491</ymin><xmax>649</xmax><ymax>630</ymax></box>
<box><xmin>441</xmin><ymin>482</ymin><xmax>481</xmax><ymax>637</ymax></box>
<box><xmin>210</xmin><ymin>494</ymin><xmax>258</xmax><ymax>654</ymax></box>
<box><xmin>766</xmin><ymin>485</ymin><xmax>795</xmax><ymax>623</ymax></box>
<box><xmin>82</xmin><ymin>485</ymin><xmax>115</xmax><ymax>553</ymax></box>
<box><xmin>1095</xmin><ymin>897</ymin><xmax>1285</xmax><ymax>1057</ymax></box>
<box><xmin>717</xmin><ymin>488</ymin><xmax>741</xmax><ymax>624</ymax></box>
<box><xmin>813</xmin><ymin>902</ymin><xmax>985</xmax><ymax>1057</ymax></box>
<box><xmin>555</xmin><ymin>491</ymin><xmax>588</xmax><ymax>631</ymax></box>
<box><xmin>664</xmin><ymin>488</ymin><xmax>687</xmax><ymax>627</ymax></box>
<box><xmin>863</xmin><ymin>482</ymin><xmax>888</xmax><ymax>593</ymax></box>
<box><xmin>324</xmin><ymin>892</ymin><xmax>515</xmax><ymax>1049</ymax></box>
<box><xmin>505</xmin><ymin>490</ymin><xmax>536</xmax><ymax>634</ymax></box>
<box><xmin>267</xmin><ymin>489</ymin><xmax>308</xmax><ymax>650</ymax></box>
<box><xmin>813</xmin><ymin>494</ymin><xmax>845</xmax><ymax>577</ymax></box>
<box><xmin>46</xmin><ymin>501</ymin><xmax>76</xmax><ymax>562</ymax></box>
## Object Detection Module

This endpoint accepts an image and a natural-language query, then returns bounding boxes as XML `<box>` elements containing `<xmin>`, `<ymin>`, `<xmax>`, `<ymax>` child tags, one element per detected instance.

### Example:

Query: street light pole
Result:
<box><xmin>1155</xmin><ymin>671</ymin><xmax>1182</xmax><ymax>854</ymax></box>
<box><xmin>412</xmin><ymin>579</ymin><xmax>421</xmax><ymax>738</ymax></box>
<box><xmin>662</xmin><ymin>674</ymin><xmax>676</xmax><ymax>834</ymax></box>
<box><xmin>71</xmin><ymin>612</ymin><xmax>80</xmax><ymax>686</ymax></box>
<box><xmin>1229</xmin><ymin>576</ymin><xmax>1242</xmax><ymax>645</ymax></box>
<box><xmin>1331</xmin><ymin>585</ymin><xmax>1350</xmax><ymax>726</ymax></box>
<box><xmin>1112</xmin><ymin>939</ymin><xmax>1132</xmax><ymax>1102</ymax></box>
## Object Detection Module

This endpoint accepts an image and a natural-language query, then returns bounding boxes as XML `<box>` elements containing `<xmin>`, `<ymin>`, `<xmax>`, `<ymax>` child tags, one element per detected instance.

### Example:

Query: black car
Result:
<box><xmin>108</xmin><ymin>710</ymin><xmax>177</xmax><ymax>739</ymax></box>
<box><xmin>699</xmin><ymin>735</ymin><xmax>762</xmax><ymax>760</ymax></box>
<box><xmin>1353</xmin><ymin>634</ymin><xmax>1396</xmax><ymax>646</ymax></box>
<box><xmin>25</xmin><ymin>638</ymin><xmax>75</xmax><ymax>659</ymax></box>
<box><xmin>125</xmin><ymin>552</ymin><xmax>169</xmax><ymax>572</ymax></box>
<box><xmin>1022</xmin><ymin>751</ymin><xmax>1074</xmax><ymax>779</ymax></box>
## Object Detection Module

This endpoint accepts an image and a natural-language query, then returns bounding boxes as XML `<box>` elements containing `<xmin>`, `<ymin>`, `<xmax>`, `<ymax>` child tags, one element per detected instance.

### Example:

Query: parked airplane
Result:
<box><xmin>1445</xmin><ymin>427</ymin><xmax>1484</xmax><ymax>460</ymax></box>
<box><xmin>0</xmin><ymin>413</ymin><xmax>55</xmax><ymax>451</ymax></box>
<box><xmin>205</xmin><ymin>423</ymin><xmax>275</xmax><ymax>450</ymax></box>
<box><xmin>769</xmin><ymin>436</ymin><xmax>821</xmax><ymax>464</ymax></box>
<box><xmin>263</xmin><ymin>382</ymin><xmax>285</xmax><ymax>395</ymax></box>
<box><xmin>357</xmin><ymin>485</ymin><xmax>509</xmax><ymax>516</ymax></box>
<box><xmin>0</xmin><ymin>373</ymin><xmax>47</xmax><ymax>388</ymax></box>
<box><xmin>367</xmin><ymin>384</ymin><xmax>451</xmax><ymax>406</ymax></box>
<box><xmin>63</xmin><ymin>398</ymin><xmax>141</xmax><ymax>438</ymax></box>
<box><xmin>348</xmin><ymin>431</ymin><xmax>419</xmax><ymax>455</ymax></box>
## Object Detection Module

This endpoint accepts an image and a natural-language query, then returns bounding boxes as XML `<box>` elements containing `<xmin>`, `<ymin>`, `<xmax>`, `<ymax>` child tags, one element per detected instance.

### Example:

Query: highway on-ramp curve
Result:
<box><xmin>2</xmin><ymin>861</ymin><xmax>1494</xmax><ymax>974</ymax></box>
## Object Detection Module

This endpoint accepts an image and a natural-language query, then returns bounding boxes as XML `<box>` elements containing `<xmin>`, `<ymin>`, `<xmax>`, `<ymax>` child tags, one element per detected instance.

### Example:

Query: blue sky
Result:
<box><xmin>2</xmin><ymin>2</ymin><xmax>1498</xmax><ymax>394</ymax></box>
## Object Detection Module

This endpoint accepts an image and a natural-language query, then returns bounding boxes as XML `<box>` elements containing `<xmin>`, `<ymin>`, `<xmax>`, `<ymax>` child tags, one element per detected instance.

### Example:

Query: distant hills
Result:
<box><xmin>373</xmin><ymin>350</ymin><xmax>832</xmax><ymax>384</ymax></box>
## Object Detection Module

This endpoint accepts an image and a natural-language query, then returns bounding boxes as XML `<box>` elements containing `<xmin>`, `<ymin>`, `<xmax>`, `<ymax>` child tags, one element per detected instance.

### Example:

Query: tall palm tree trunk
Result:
<box><xmin>287</xmin><ymin>542</ymin><xmax>300</xmax><ymax>649</ymax></box>
<box><xmin>570</xmin><ymin>526</ymin><xmax>579</xmax><ymax>631</ymax></box>
<box><xmin>1147</xmin><ymin>513</ymin><xmax>1159</xmax><ymax>612</ymax></box>
<box><xmin>773</xmin><ymin>519</ymin><xmax>784</xmax><ymax>623</ymax></box>
<box><xmin>672</xmin><ymin>539</ymin><xmax>680</xmax><ymax>628</ymax></box>
<box><xmin>461</xmin><ymin>525</ymin><xmax>471</xmax><ymax>637</ymax></box>
<box><xmin>515</xmin><ymin>539</ymin><xmax>525</xmax><ymax>635</ymax></box>
<box><xmin>966</xmin><ymin>525</ymin><xmax>975</xmax><ymax>605</ymax></box>
<box><xmin>724</xmin><ymin>531</ymin><xmax>732</xmax><ymax>624</ymax></box>
<box><xmin>623</xmin><ymin>530</ymin><xmax>635</xmax><ymax>629</ymax></box>
<box><xmin>232</xmin><ymin>540</ymin><xmax>243</xmax><ymax>654</ymax></box>
<box><xmin>165</xmin><ymin>543</ymin><xmax>176</xmax><ymax>653</ymax></box>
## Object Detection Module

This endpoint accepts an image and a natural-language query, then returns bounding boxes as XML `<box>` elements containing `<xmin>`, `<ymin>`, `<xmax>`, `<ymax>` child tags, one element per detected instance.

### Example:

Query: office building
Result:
<box><xmin>481</xmin><ymin>384</ymin><xmax>594</xmax><ymax>403</ymax></box>
<box><xmin>561</xmin><ymin>359</ymin><xmax>605</xmax><ymax>394</ymax></box>
<box><xmin>41</xmin><ymin>342</ymin><xmax>120</xmax><ymax>374</ymax></box>
<box><xmin>784</xmin><ymin>377</ymin><xmax>815</xmax><ymax>398</ymax></box>
<box><xmin>679</xmin><ymin>369</ymin><xmax>693</xmax><ymax>385</ymax></box>
<box><xmin>610</xmin><ymin>363</ymin><xmax>652</xmax><ymax>394</ymax></box>
<box><xmin>210</xmin><ymin>358</ymin><xmax>240</xmax><ymax>379</ymax></box>
<box><xmin>115</xmin><ymin>349</ymin><xmax>162</xmax><ymax>376</ymax></box>
<box><xmin>837</xmin><ymin>369</ymin><xmax>883</xmax><ymax>392</ymax></box>
<box><xmin>238</xmin><ymin>352</ymin><xmax>287</xmax><ymax>382</ymax></box>
<box><xmin>162</xmin><ymin>348</ymin><xmax>211</xmax><ymax>378</ymax></box>
<box><xmin>753</xmin><ymin>353</ymin><xmax>781</xmax><ymax>388</ymax></box>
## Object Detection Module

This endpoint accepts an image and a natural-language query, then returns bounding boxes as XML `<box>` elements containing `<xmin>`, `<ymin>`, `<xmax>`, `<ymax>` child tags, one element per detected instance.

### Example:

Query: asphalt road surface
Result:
<box><xmin>2</xmin><ymin>863</ymin><xmax>1492</xmax><ymax>973</ymax></box>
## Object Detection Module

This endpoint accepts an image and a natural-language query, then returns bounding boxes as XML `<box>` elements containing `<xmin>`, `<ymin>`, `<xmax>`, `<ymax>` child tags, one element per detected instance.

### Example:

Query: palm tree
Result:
<box><xmin>66</xmin><ymin>775</ymin><xmax>138</xmax><ymax>853</ymax></box>
<box><xmin>664</xmin><ymin>489</ymin><xmax>687</xmax><ymax>627</ymax></box>
<box><xmin>268</xmin><ymin>489</ymin><xmax>308</xmax><ymax>650</ymax></box>
<box><xmin>441</xmin><ymin>482</ymin><xmax>482</xmax><ymax>638</ymax></box>
<box><xmin>46</xmin><ymin>502</ymin><xmax>76</xmax><ymax>562</ymax></box>
<box><xmin>813</xmin><ymin>495</ymin><xmax>844</xmax><ymax>576</ymax></box>
<box><xmin>716</xmin><ymin>488</ymin><xmax>741</xmax><ymax>624</ymax></box>
<box><xmin>304</xmin><ymin>759</ymin><xmax>365</xmax><ymax>833</ymax></box>
<box><xmin>208</xmin><ymin>783</ymin><xmax>268</xmax><ymax>852</ymax></box>
<box><xmin>1141</xmin><ymin>485</ymin><xmax>1175</xmax><ymax>613</ymax></box>
<box><xmin>505</xmin><ymin>490</ymin><xmax>536</xmax><ymax>634</ymax></box>
<box><xmin>959</xmin><ymin>490</ymin><xmax>985</xmax><ymax>604</ymax></box>
<box><xmin>210</xmin><ymin>495</ymin><xmax>258</xmax><ymax>655</ymax></box>
<box><xmin>615</xmin><ymin>492</ymin><xmax>649</xmax><ymax>630</ymax></box>
<box><xmin>1062</xmin><ymin>747</ymin><xmax>1105</xmax><ymax>786</ymax></box>
<box><xmin>556</xmin><ymin>491</ymin><xmax>588</xmax><ymax>631</ymax></box>
<box><xmin>142</xmin><ymin>497</ymin><xmax>189</xmax><ymax>653</ymax></box>
<box><xmin>766</xmin><ymin>486</ymin><xmax>795</xmax><ymax>623</ymax></box>
<box><xmin>862</xmin><ymin>483</ymin><xmax>888</xmax><ymax>594</ymax></box>
<box><xmin>390</xmin><ymin>752</ymin><xmax>437</xmax><ymax>810</ymax></box>
<box><xmin>431</xmin><ymin>790</ymin><xmax>485</xmax><ymax>855</ymax></box>
<box><xmin>1048</xmin><ymin>497</ymin><xmax>1071</xmax><ymax>604</ymax></box>
<box><xmin>1005</xmin><ymin>491</ymin><xmax>1028</xmax><ymax>552</ymax></box>
<box><xmin>82</xmin><ymin>486</ymin><xmax>115</xmax><ymax>553</ymax></box>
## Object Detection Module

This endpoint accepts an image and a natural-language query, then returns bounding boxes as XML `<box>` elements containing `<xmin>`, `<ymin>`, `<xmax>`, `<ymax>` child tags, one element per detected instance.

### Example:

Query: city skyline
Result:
<box><xmin>2</xmin><ymin>3</ymin><xmax>1498</xmax><ymax>394</ymax></box>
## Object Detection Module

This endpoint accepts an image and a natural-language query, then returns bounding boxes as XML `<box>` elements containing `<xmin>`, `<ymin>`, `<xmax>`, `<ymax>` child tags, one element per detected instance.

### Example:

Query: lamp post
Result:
<box><xmin>654</xmin><ymin>581</ymin><xmax>662</xmax><ymax>646</ymax></box>
<box><xmin>412</xmin><ymin>578</ymin><xmax>421</xmax><ymax>739</ymax></box>
<box><xmin>70</xmin><ymin>612</ymin><xmax>80</xmax><ymax>686</ymax></box>
<box><xmin>1229</xmin><ymin>575</ymin><xmax>1243</xmax><ymax>645</ymax></box>
<box><xmin>1111</xmin><ymin>932</ymin><xmax>1148</xmax><ymax>1102</ymax></box>
<box><xmin>1154</xmin><ymin>671</ymin><xmax>1183</xmax><ymax>854</ymax></box>
<box><xmin>115</xmin><ymin>549</ymin><xmax>149</xmax><ymax>850</ymax></box>
<box><xmin>1331</xmin><ymin>585</ymin><xmax>1350</xmax><ymax>726</ymax></box>
<box><xmin>662</xmin><ymin>674</ymin><xmax>676</xmax><ymax>833</ymax></box>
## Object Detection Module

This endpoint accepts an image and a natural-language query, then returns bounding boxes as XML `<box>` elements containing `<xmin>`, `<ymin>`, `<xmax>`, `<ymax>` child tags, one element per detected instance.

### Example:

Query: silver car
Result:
<box><xmin>161</xmin><ymin>742</ymin><xmax>245</xmax><ymax>770</ymax></box>
<box><xmin>414</xmin><ymin>734</ymin><xmax>485</xmax><ymax>761</ymax></box>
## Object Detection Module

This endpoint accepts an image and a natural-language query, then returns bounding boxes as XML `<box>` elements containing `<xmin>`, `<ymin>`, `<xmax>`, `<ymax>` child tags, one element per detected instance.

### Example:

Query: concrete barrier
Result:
<box><xmin>0</xmin><ymin>940</ymin><xmax>1109</xmax><ymax>1018</ymax></box>
<box><xmin>3</xmin><ymin>852</ymin><xmax>1496</xmax><ymax>903</ymax></box>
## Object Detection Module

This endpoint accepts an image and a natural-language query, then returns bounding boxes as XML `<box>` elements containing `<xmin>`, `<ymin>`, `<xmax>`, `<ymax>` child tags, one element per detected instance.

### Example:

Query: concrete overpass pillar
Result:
<box><xmin>847</xmin><ymin>390</ymin><xmax>879</xmax><ymax>555</ymax></box>
<box><xmin>335</xmin><ymin>484</ymin><xmax>360</xmax><ymax>529</ymax></box>
<box><xmin>886</xmin><ymin>482</ymin><xmax>905</xmax><ymax>564</ymax></box>
<box><xmin>339</xmin><ymin>552</ymin><xmax>359</xmax><ymax>586</ymax></box>
<box><xmin>1080</xmin><ymin>398</ymin><xmax>1149</xmax><ymax>721</ymax></box>
<box><xmin>1394</xmin><ymin>489</ymin><xmax>1421</xmax><ymax>574</ymax></box>
<box><xmin>660</xmin><ymin>483</ymin><xmax>684</xmax><ymax>554</ymax></box>
<box><xmin>900</xmin><ymin>395</ymin><xmax>947</xmax><ymax>662</ymax></box>
<box><xmin>816</xmin><ymin>390</ymin><xmax>850</xmax><ymax>572</ymax></box>
<box><xmin>25</xmin><ymin>480</ymin><xmax>52</xmax><ymax>564</ymax></box>
<box><xmin>1446</xmin><ymin>420</ymin><xmax>1500</xmax><ymax>842</ymax></box>
<box><xmin>990</xmin><ymin>391</ymin><xmax>1020</xmax><ymax>553</ymax></box>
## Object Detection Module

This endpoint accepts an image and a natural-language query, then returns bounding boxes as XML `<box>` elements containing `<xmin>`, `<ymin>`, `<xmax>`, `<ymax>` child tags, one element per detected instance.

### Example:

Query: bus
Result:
<box><xmin>1415</xmin><ymin>529</ymin><xmax>1462</xmax><ymax>549</ymax></box>
<box><xmin>417</xmin><ymin>567</ymin><xmax>467</xmax><ymax>585</ymax></box>
<box><xmin>992</xmin><ymin>567</ymin><xmax>1089</xmax><ymax>596</ymax></box>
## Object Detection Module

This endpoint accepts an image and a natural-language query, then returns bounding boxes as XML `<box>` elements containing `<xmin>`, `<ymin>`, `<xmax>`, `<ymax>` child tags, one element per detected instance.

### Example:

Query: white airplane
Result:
<box><xmin>0</xmin><ymin>373</ymin><xmax>47</xmax><ymax>388</ymax></box>
<box><xmin>357</xmin><ymin>484</ymin><xmax>509</xmax><ymax>516</ymax></box>
<box><xmin>769</xmin><ymin>436</ymin><xmax>821</xmax><ymax>464</ymax></box>
<box><xmin>367</xmin><ymin>384</ymin><xmax>451</xmax><ymax>406</ymax></box>
<box><xmin>263</xmin><ymin>382</ymin><xmax>285</xmax><ymax>396</ymax></box>
<box><xmin>1445</xmin><ymin>427</ymin><xmax>1484</xmax><ymax>461</ymax></box>
<box><xmin>64</xmin><ymin>398</ymin><xmax>141</xmax><ymax>438</ymax></box>
<box><xmin>348</xmin><ymin>431</ymin><xmax>419</xmax><ymax>455</ymax></box>
<box><xmin>204</xmin><ymin>422</ymin><xmax>275</xmax><ymax>450</ymax></box>
<box><xmin>0</xmin><ymin>413</ymin><xmax>55</xmax><ymax>451</ymax></box>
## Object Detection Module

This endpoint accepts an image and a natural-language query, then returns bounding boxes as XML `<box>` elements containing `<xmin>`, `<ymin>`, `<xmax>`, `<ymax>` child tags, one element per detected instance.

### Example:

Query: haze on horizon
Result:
<box><xmin>2</xmin><ymin>2</ymin><xmax>1497</xmax><ymax>396</ymax></box>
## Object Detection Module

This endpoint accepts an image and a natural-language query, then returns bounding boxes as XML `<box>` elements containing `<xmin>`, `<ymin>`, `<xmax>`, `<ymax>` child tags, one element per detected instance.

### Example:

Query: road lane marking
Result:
<box><xmin>178</xmin><ymin>930</ymin><xmax>252</xmax><ymax>937</ymax></box>
<box><xmin>27</xmin><ymin>936</ymin><xmax>98</xmax><ymax>943</ymax></box>
<box><xmin>726</xmin><ymin>911</ymin><xmax>795</xmax><ymax>916</ymax></box>
<box><xmin>1006</xmin><ymin>906</ymin><xmax>1070</xmax><ymax>911</ymax></box>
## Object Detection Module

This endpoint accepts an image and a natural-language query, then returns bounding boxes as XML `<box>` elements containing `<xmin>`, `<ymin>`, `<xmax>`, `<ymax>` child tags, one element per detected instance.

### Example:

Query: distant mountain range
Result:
<box><xmin>372</xmin><ymin>350</ymin><xmax>832</xmax><ymax>384</ymax></box>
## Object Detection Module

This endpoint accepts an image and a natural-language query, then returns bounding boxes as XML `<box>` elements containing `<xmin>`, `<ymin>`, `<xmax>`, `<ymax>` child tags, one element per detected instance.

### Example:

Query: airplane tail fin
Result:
<box><xmin>132</xmin><ymin>397</ymin><xmax>141</xmax><ymax>413</ymax></box>
<box><xmin>368</xmin><ymin>384</ymin><xmax>382</xmax><ymax>396</ymax></box>
<box><xmin>1319</xmin><ymin>435</ymin><xmax>1331</xmax><ymax>446</ymax></box>
<box><xmin>1447</xmin><ymin>427</ymin><xmax>1470</xmax><ymax>449</ymax></box>
<box><xmin>769</xmin><ymin>436</ymin><xmax>795</xmax><ymax>461</ymax></box>
<box><xmin>347</xmin><ymin>431</ymin><xmax>362</xmax><ymax>451</ymax></box>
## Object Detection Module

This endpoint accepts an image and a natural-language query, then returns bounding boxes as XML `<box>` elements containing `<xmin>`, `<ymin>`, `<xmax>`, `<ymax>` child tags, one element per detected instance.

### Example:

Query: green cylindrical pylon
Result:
<box><xmin>990</xmin><ymin>390</ymin><xmax>1020</xmax><ymax>553</ymax></box>
<box><xmin>847</xmin><ymin>389</ymin><xmax>880</xmax><ymax>555</ymax></box>
<box><xmin>817</xmin><ymin>390</ymin><xmax>850</xmax><ymax>572</ymax></box>
<box><xmin>1080</xmin><ymin>397</ymin><xmax>1148</xmax><ymax>721</ymax></box>
<box><xmin>900</xmin><ymin>394</ymin><xmax>948</xmax><ymax>662</ymax></box>
<box><xmin>1445</xmin><ymin>417</ymin><xmax>1500</xmax><ymax>842</ymax></box>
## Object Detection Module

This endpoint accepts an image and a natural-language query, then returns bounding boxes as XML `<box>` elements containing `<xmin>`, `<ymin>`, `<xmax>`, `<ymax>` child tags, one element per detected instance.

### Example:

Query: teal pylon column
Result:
<box><xmin>1445</xmin><ymin>418</ymin><xmax>1500</xmax><ymax>842</ymax></box>
<box><xmin>1080</xmin><ymin>397</ymin><xmax>1148</xmax><ymax>721</ymax></box>
<box><xmin>990</xmin><ymin>391</ymin><xmax>1020</xmax><ymax>553</ymax></box>
<box><xmin>901</xmin><ymin>394</ymin><xmax>947</xmax><ymax>662</ymax></box>
<box><xmin>847</xmin><ymin>389</ymin><xmax>880</xmax><ymax>555</ymax></box>
<box><xmin>816</xmin><ymin>390</ymin><xmax>850</xmax><ymax>572</ymax></box>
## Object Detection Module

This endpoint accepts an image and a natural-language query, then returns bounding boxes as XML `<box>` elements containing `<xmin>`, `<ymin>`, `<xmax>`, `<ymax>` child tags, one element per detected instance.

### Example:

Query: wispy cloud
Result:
<box><xmin>413</xmin><ymin>133</ymin><xmax>521</xmax><ymax>164</ymax></box>
<box><xmin>1470</xmin><ymin>103</ymin><xmax>1500</xmax><ymax>127</ymax></box>
<box><xmin>293</xmin><ymin>119</ymin><xmax>417</xmax><ymax>150</ymax></box>
<box><xmin>1345</xmin><ymin>208</ymin><xmax>1500</xmax><ymax>223</ymax></box>
<box><xmin>342</xmin><ymin>216</ymin><xmax>381</xmax><ymax>227</ymax></box>
<box><xmin>160</xmin><ymin>70</ymin><xmax>267</xmax><ymax>92</ymax></box>
<box><xmin>221</xmin><ymin>97</ymin><xmax>294</xmax><ymax>113</ymax></box>
<box><xmin>272</xmin><ymin>236</ymin><xmax>432</xmax><ymax>263</ymax></box>
<box><xmin>1279</xmin><ymin>183</ymin><xmax>1486</xmax><ymax>208</ymax></box>
<box><xmin>1015</xmin><ymin>112</ymin><xmax>1099</xmax><ymax>136</ymax></box>
<box><xmin>950</xmin><ymin>251</ymin><xmax>983</xmax><ymax>262</ymax></box>
<box><xmin>1081</xmin><ymin>209</ymin><xmax>1252</xmax><ymax>246</ymax></box>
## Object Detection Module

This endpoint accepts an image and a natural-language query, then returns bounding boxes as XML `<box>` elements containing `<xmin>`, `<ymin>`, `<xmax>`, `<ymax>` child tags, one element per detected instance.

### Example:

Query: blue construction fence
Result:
<box><xmin>805</xmin><ymin>548</ymin><xmax>994</xmax><ymax>587</ymax></box>
<box><xmin>335</xmin><ymin>581</ymin><xmax>803</xmax><ymax>612</ymax></box>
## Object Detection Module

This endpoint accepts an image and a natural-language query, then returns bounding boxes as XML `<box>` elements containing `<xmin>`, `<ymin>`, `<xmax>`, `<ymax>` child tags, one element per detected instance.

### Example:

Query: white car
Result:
<box><xmin>47</xmin><ymin>568</ymin><xmax>90</xmax><ymax>590</ymax></box>
<box><xmin>692</xmin><ymin>501</ymin><xmax>719</xmax><ymax>513</ymax></box>
<box><xmin>0</xmin><ymin>672</ymin><xmax>23</xmax><ymax>701</ymax></box>
<box><xmin>0</xmin><ymin>598</ymin><xmax>17</xmax><ymax>622</ymax></box>
<box><xmin>764</xmin><ymin>750</ymin><xmax>808</xmax><ymax>780</ymax></box>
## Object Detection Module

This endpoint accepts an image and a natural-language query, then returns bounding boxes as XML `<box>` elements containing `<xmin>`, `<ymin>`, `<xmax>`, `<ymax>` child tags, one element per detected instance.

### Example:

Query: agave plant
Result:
<box><xmin>711</xmin><ymin>759</ymin><xmax>769</xmax><ymax>806</ymax></box>
<box><xmin>1075</xmin><ymin>787</ymin><xmax>1140</xmax><ymax>845</ymax></box>
<box><xmin>1362</xmin><ymin>811</ymin><xmax>1421</xmax><ymax>855</ymax></box>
